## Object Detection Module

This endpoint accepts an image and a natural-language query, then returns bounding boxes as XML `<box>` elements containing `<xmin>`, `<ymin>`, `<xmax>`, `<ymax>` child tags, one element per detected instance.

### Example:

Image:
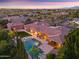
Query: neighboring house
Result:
<box><xmin>72</xmin><ymin>18</ymin><xmax>79</xmax><ymax>24</ymax></box>
<box><xmin>7</xmin><ymin>22</ymin><xmax>24</xmax><ymax>30</ymax></box>
<box><xmin>3</xmin><ymin>15</ymin><xmax>26</xmax><ymax>23</ymax></box>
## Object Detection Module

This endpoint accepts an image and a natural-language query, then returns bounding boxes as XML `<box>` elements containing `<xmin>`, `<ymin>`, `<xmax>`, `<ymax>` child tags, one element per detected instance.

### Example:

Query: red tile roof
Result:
<box><xmin>25</xmin><ymin>22</ymin><xmax>62</xmax><ymax>36</ymax></box>
<box><xmin>24</xmin><ymin>21</ymin><xmax>69</xmax><ymax>44</ymax></box>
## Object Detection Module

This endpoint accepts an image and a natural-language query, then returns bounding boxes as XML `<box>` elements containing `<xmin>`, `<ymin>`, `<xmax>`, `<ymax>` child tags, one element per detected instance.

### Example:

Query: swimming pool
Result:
<box><xmin>23</xmin><ymin>38</ymin><xmax>43</xmax><ymax>59</ymax></box>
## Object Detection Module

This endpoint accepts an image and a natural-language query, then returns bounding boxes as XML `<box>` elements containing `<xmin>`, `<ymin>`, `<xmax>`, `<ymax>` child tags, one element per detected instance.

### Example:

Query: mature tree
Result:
<box><xmin>0</xmin><ymin>19</ymin><xmax>8</xmax><ymax>28</ymax></box>
<box><xmin>56</xmin><ymin>28</ymin><xmax>79</xmax><ymax>59</ymax></box>
<box><xmin>0</xmin><ymin>30</ymin><xmax>10</xmax><ymax>41</ymax></box>
<box><xmin>68</xmin><ymin>11</ymin><xmax>79</xmax><ymax>18</ymax></box>
<box><xmin>46</xmin><ymin>53</ymin><xmax>56</xmax><ymax>59</ymax></box>
<box><xmin>0</xmin><ymin>30</ymin><xmax>16</xmax><ymax>59</ymax></box>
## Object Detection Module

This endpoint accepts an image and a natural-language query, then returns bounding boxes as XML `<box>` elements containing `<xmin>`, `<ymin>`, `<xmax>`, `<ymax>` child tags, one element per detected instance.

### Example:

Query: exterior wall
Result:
<box><xmin>12</xmin><ymin>25</ymin><xmax>24</xmax><ymax>30</ymax></box>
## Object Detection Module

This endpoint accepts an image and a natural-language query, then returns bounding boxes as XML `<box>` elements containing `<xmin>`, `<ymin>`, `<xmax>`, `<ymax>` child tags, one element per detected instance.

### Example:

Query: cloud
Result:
<box><xmin>31</xmin><ymin>0</ymin><xmax>79</xmax><ymax>2</ymax></box>
<box><xmin>0</xmin><ymin>2</ymin><xmax>79</xmax><ymax>9</ymax></box>
<box><xmin>0</xmin><ymin>0</ymin><xmax>79</xmax><ymax>9</ymax></box>
<box><xmin>0</xmin><ymin>0</ymin><xmax>79</xmax><ymax>2</ymax></box>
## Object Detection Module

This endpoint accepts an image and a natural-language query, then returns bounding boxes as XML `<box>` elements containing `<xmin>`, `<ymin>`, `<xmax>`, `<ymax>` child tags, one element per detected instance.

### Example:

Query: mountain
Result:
<box><xmin>64</xmin><ymin>6</ymin><xmax>79</xmax><ymax>9</ymax></box>
<box><xmin>70</xmin><ymin>6</ymin><xmax>79</xmax><ymax>9</ymax></box>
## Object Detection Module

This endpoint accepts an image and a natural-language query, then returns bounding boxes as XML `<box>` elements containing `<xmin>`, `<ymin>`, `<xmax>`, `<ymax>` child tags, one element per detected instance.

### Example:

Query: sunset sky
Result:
<box><xmin>0</xmin><ymin>0</ymin><xmax>79</xmax><ymax>9</ymax></box>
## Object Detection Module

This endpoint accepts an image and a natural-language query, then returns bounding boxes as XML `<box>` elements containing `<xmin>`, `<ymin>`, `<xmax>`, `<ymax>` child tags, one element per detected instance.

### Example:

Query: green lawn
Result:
<box><xmin>16</xmin><ymin>31</ymin><xmax>31</xmax><ymax>38</ymax></box>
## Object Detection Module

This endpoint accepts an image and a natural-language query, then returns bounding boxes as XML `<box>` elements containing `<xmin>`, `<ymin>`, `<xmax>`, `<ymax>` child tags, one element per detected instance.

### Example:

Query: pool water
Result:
<box><xmin>23</xmin><ymin>38</ymin><xmax>43</xmax><ymax>59</ymax></box>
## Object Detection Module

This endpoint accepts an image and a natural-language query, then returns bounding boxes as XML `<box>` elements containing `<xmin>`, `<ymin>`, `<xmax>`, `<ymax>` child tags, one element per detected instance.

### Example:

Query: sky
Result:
<box><xmin>0</xmin><ymin>0</ymin><xmax>79</xmax><ymax>9</ymax></box>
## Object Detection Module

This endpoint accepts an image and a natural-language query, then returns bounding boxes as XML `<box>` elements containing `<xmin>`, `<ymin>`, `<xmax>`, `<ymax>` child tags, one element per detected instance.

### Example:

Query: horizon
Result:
<box><xmin>0</xmin><ymin>0</ymin><xmax>79</xmax><ymax>9</ymax></box>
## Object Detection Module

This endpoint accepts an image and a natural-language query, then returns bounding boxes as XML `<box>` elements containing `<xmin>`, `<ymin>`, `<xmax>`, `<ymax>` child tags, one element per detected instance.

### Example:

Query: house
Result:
<box><xmin>72</xmin><ymin>18</ymin><xmax>79</xmax><ymax>24</ymax></box>
<box><xmin>24</xmin><ymin>21</ymin><xmax>69</xmax><ymax>48</ymax></box>
<box><xmin>3</xmin><ymin>15</ymin><xmax>26</xmax><ymax>23</ymax></box>
<box><xmin>7</xmin><ymin>22</ymin><xmax>24</xmax><ymax>30</ymax></box>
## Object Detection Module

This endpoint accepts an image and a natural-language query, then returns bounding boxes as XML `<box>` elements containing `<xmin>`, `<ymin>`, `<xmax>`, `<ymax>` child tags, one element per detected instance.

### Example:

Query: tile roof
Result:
<box><xmin>24</xmin><ymin>21</ymin><xmax>69</xmax><ymax>44</ymax></box>
<box><xmin>25</xmin><ymin>21</ymin><xmax>62</xmax><ymax>36</ymax></box>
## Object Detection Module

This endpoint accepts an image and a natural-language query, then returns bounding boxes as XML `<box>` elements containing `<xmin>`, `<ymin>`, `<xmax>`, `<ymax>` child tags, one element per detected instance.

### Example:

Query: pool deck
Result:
<box><xmin>31</xmin><ymin>37</ymin><xmax>54</xmax><ymax>54</ymax></box>
<box><xmin>38</xmin><ymin>43</ymin><xmax>53</xmax><ymax>54</ymax></box>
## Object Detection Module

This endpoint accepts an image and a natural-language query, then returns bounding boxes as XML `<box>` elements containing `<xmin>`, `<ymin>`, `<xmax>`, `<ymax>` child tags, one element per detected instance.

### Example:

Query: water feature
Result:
<box><xmin>23</xmin><ymin>37</ymin><xmax>43</xmax><ymax>59</ymax></box>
